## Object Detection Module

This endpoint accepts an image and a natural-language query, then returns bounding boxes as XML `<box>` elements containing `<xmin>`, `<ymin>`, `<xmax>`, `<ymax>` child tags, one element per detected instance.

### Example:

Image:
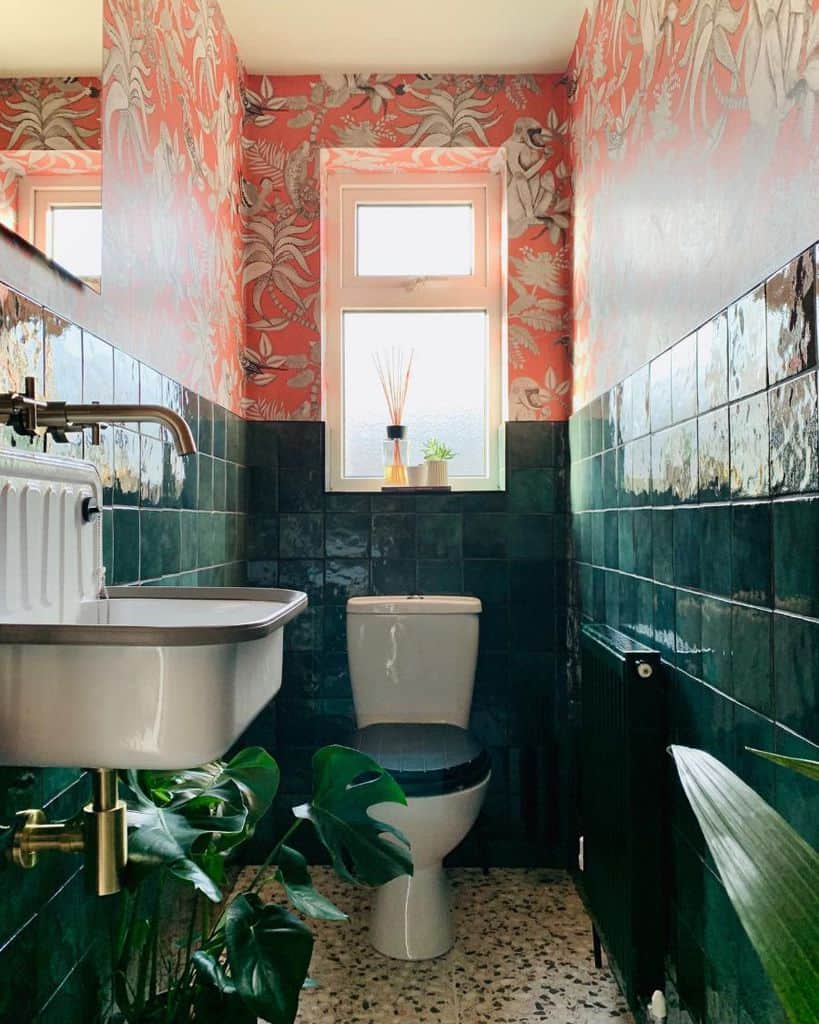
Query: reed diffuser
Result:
<box><xmin>374</xmin><ymin>348</ymin><xmax>414</xmax><ymax>486</ymax></box>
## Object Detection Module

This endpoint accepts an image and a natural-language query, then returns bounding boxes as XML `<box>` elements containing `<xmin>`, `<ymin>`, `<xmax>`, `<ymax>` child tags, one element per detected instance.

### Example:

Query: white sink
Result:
<box><xmin>0</xmin><ymin>448</ymin><xmax>307</xmax><ymax>769</ymax></box>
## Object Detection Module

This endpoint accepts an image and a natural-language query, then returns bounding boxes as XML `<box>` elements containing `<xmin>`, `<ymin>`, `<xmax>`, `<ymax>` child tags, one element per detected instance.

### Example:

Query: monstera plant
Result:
<box><xmin>671</xmin><ymin>745</ymin><xmax>819</xmax><ymax>1024</ymax></box>
<box><xmin>110</xmin><ymin>745</ymin><xmax>412</xmax><ymax>1024</ymax></box>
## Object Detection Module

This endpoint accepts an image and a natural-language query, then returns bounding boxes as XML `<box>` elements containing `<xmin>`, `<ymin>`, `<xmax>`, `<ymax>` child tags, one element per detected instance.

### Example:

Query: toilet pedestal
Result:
<box><xmin>370</xmin><ymin>863</ymin><xmax>453</xmax><ymax>960</ymax></box>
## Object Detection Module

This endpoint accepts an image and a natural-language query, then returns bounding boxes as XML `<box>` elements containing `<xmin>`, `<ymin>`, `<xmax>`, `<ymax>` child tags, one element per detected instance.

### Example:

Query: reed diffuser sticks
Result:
<box><xmin>374</xmin><ymin>348</ymin><xmax>414</xmax><ymax>485</ymax></box>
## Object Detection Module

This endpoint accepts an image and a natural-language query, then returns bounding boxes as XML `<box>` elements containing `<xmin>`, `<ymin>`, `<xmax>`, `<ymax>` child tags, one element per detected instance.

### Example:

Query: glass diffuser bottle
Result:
<box><xmin>374</xmin><ymin>347</ymin><xmax>414</xmax><ymax>488</ymax></box>
<box><xmin>383</xmin><ymin>425</ymin><xmax>409</xmax><ymax>485</ymax></box>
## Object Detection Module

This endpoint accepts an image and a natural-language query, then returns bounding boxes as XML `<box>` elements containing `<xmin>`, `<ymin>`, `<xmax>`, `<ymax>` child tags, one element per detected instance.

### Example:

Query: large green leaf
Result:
<box><xmin>225</xmin><ymin>893</ymin><xmax>313</xmax><ymax>1023</ymax></box>
<box><xmin>293</xmin><ymin>745</ymin><xmax>413</xmax><ymax>886</ymax></box>
<box><xmin>275</xmin><ymin>845</ymin><xmax>347</xmax><ymax>921</ymax></box>
<box><xmin>671</xmin><ymin>745</ymin><xmax>819</xmax><ymax>1024</ymax></box>
<box><xmin>747</xmin><ymin>748</ymin><xmax>819</xmax><ymax>782</ymax></box>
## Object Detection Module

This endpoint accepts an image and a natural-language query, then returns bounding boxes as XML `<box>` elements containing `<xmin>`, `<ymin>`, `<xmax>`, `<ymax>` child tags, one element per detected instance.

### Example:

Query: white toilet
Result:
<box><xmin>346</xmin><ymin>595</ymin><xmax>491</xmax><ymax>960</ymax></box>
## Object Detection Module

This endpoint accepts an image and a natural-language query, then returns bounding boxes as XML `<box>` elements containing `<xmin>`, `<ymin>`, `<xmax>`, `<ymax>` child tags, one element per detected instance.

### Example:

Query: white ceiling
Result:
<box><xmin>220</xmin><ymin>0</ymin><xmax>589</xmax><ymax>75</ymax></box>
<box><xmin>0</xmin><ymin>0</ymin><xmax>588</xmax><ymax>80</ymax></box>
<box><xmin>0</xmin><ymin>1</ymin><xmax>103</xmax><ymax>77</ymax></box>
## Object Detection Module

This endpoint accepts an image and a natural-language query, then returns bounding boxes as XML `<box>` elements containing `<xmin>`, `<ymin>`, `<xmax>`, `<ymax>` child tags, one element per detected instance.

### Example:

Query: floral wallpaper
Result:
<box><xmin>0</xmin><ymin>0</ymin><xmax>246</xmax><ymax>413</ymax></box>
<box><xmin>240</xmin><ymin>74</ymin><xmax>573</xmax><ymax>421</ymax></box>
<box><xmin>569</xmin><ymin>0</ymin><xmax>819</xmax><ymax>407</ymax></box>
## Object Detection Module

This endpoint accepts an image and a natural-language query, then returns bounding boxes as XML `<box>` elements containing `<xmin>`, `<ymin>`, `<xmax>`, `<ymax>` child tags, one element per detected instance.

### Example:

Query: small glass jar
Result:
<box><xmin>383</xmin><ymin>425</ymin><xmax>409</xmax><ymax>485</ymax></box>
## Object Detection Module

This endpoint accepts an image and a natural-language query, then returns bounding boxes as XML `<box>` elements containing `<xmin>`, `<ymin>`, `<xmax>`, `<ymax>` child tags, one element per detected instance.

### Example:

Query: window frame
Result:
<box><xmin>16</xmin><ymin>174</ymin><xmax>102</xmax><ymax>283</ymax></box>
<box><xmin>322</xmin><ymin>169</ymin><xmax>507</xmax><ymax>492</ymax></box>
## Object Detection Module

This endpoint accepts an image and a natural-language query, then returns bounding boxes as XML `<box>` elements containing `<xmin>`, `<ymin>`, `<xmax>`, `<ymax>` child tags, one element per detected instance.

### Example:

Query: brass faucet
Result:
<box><xmin>0</xmin><ymin>376</ymin><xmax>197</xmax><ymax>455</ymax></box>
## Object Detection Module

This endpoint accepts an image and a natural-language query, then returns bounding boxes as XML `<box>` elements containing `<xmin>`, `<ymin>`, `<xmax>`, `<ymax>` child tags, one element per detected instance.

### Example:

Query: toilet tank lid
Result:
<box><xmin>347</xmin><ymin>595</ymin><xmax>481</xmax><ymax>615</ymax></box>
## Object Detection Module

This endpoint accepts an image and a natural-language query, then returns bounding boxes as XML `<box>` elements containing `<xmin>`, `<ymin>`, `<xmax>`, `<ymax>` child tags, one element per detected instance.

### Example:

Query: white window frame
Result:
<box><xmin>17</xmin><ymin>174</ymin><xmax>102</xmax><ymax>281</ymax></box>
<box><xmin>322</xmin><ymin>170</ymin><xmax>507</xmax><ymax>492</ymax></box>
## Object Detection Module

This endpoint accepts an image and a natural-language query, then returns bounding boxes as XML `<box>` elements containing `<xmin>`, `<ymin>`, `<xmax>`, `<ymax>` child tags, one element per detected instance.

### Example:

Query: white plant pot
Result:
<box><xmin>425</xmin><ymin>460</ymin><xmax>449</xmax><ymax>487</ymax></box>
<box><xmin>406</xmin><ymin>464</ymin><xmax>427</xmax><ymax>487</ymax></box>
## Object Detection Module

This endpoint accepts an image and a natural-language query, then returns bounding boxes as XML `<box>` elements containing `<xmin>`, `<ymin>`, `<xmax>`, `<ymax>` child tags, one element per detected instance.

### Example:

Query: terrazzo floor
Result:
<box><xmin>239</xmin><ymin>866</ymin><xmax>635</xmax><ymax>1024</ymax></box>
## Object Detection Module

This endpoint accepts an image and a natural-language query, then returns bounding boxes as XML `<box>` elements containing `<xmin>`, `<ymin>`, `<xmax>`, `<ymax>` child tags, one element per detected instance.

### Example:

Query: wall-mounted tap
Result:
<box><xmin>0</xmin><ymin>376</ymin><xmax>197</xmax><ymax>456</ymax></box>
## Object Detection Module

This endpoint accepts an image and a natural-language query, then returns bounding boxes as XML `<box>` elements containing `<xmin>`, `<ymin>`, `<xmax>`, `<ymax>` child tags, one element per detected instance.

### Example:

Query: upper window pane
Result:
<box><xmin>355</xmin><ymin>203</ymin><xmax>473</xmax><ymax>277</ymax></box>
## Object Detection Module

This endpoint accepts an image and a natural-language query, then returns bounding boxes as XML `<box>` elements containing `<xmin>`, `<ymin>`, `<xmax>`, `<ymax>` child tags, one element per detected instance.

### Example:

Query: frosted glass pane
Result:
<box><xmin>356</xmin><ymin>204</ymin><xmax>473</xmax><ymax>276</ymax></box>
<box><xmin>50</xmin><ymin>206</ymin><xmax>102</xmax><ymax>278</ymax></box>
<box><xmin>343</xmin><ymin>311</ymin><xmax>488</xmax><ymax>479</ymax></box>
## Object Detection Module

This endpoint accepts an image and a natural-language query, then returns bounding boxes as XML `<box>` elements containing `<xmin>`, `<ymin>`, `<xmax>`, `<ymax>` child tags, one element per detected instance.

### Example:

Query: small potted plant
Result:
<box><xmin>422</xmin><ymin>438</ymin><xmax>456</xmax><ymax>487</ymax></box>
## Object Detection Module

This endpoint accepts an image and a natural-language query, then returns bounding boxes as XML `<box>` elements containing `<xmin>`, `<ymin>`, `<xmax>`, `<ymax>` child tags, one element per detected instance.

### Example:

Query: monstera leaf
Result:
<box><xmin>293</xmin><ymin>745</ymin><xmax>412</xmax><ymax>886</ymax></box>
<box><xmin>225</xmin><ymin>893</ymin><xmax>313</xmax><ymax>1023</ymax></box>
<box><xmin>671</xmin><ymin>745</ymin><xmax>819</xmax><ymax>1024</ymax></box>
<box><xmin>275</xmin><ymin>845</ymin><xmax>347</xmax><ymax>921</ymax></box>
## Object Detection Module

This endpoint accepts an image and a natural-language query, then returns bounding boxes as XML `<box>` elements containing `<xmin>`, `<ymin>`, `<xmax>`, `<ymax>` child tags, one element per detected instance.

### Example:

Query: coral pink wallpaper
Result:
<box><xmin>569</xmin><ymin>0</ymin><xmax>819</xmax><ymax>407</ymax></box>
<box><xmin>0</xmin><ymin>0</ymin><xmax>246</xmax><ymax>413</ymax></box>
<box><xmin>240</xmin><ymin>74</ymin><xmax>573</xmax><ymax>421</ymax></box>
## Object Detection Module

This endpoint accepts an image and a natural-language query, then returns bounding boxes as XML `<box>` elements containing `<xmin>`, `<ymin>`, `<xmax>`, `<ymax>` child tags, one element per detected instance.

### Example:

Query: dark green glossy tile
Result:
<box><xmin>416</xmin><ymin>513</ymin><xmax>462</xmax><ymax>559</ymax></box>
<box><xmin>617</xmin><ymin>509</ymin><xmax>635</xmax><ymax>574</ymax></box>
<box><xmin>633</xmin><ymin>507</ymin><xmax>652</xmax><ymax>577</ymax></box>
<box><xmin>509</xmin><ymin>560</ymin><xmax>554</xmax><ymax>603</ymax></box>
<box><xmin>247</xmin><ymin>515</ymin><xmax>279</xmax><ymax>560</ymax></box>
<box><xmin>604</xmin><ymin>509</ymin><xmax>619</xmax><ymax>569</ymax></box>
<box><xmin>414</xmin><ymin>491</ymin><xmax>463</xmax><ymax>513</ymax></box>
<box><xmin>675</xmin><ymin>591</ymin><xmax>702</xmax><ymax>677</ymax></box>
<box><xmin>731</xmin><ymin>503</ymin><xmax>771</xmax><ymax>605</ymax></box>
<box><xmin>250</xmin><ymin>464</ymin><xmax>277</xmax><ymax>513</ymax></box>
<box><xmin>138</xmin><ymin>363</ymin><xmax>164</xmax><ymax>439</ymax></box>
<box><xmin>464</xmin><ymin>514</ymin><xmax>509</xmax><ymax>558</ymax></box>
<box><xmin>506</xmin><ymin>421</ymin><xmax>554</xmax><ymax>468</ymax></box>
<box><xmin>728</xmin><ymin>283</ymin><xmax>767</xmax><ymax>401</ymax></box>
<box><xmin>181</xmin><ymin>387</ymin><xmax>199</xmax><ymax>448</ymax></box>
<box><xmin>729</xmin><ymin>394</ymin><xmax>769</xmax><ymax>498</ymax></box>
<box><xmin>588</xmin><ymin>395</ymin><xmax>603</xmax><ymax>455</ymax></box>
<box><xmin>212</xmin><ymin>403</ymin><xmax>227</xmax><ymax>459</ymax></box>
<box><xmin>673</xmin><ymin>507</ymin><xmax>701</xmax><ymax>590</ymax></box>
<box><xmin>371</xmin><ymin>513</ymin><xmax>415</xmax><ymax>559</ymax></box>
<box><xmin>102</xmin><ymin>507</ymin><xmax>113</xmax><ymax>574</ymax></box>
<box><xmin>622</xmin><ymin>437</ymin><xmax>651</xmax><ymax>506</ymax></box>
<box><xmin>773</xmin><ymin>497</ymin><xmax>819</xmax><ymax>615</ymax></box>
<box><xmin>163</xmin><ymin>445</ymin><xmax>186</xmax><ymax>509</ymax></box>
<box><xmin>733</xmin><ymin>704</ymin><xmax>776</xmax><ymax>803</ymax></box>
<box><xmin>198</xmin><ymin>397</ymin><xmax>214</xmax><ymax>455</ymax></box>
<box><xmin>324</xmin><ymin>558</ymin><xmax>369</xmax><ymax>603</ymax></box>
<box><xmin>212</xmin><ymin>457</ymin><xmax>226</xmax><ymax>511</ymax></box>
<box><xmin>279</xmin><ymin>513</ymin><xmax>324</xmax><ymax>558</ymax></box>
<box><xmin>652</xmin><ymin>508</ymin><xmax>674</xmax><ymax>584</ymax></box>
<box><xmin>417</xmin><ymin>559</ymin><xmax>464</xmax><ymax>594</ymax></box>
<box><xmin>247</xmin><ymin>559</ymin><xmax>278</xmax><ymax>586</ymax></box>
<box><xmin>325</xmin><ymin>513</ymin><xmax>370</xmax><ymax>557</ymax></box>
<box><xmin>139</xmin><ymin>434</ymin><xmax>163</xmax><ymax>508</ymax></box>
<box><xmin>697</xmin><ymin>312</ymin><xmax>728</xmax><ymax>413</ymax></box>
<box><xmin>730</xmin><ymin>605</ymin><xmax>772</xmax><ymax>715</ymax></box>
<box><xmin>43</xmin><ymin>312</ymin><xmax>82</xmax><ymax>406</ymax></box>
<box><xmin>277</xmin><ymin>421</ymin><xmax>324</xmax><ymax>467</ymax></box>
<box><xmin>180</xmin><ymin>510</ymin><xmax>199</xmax><ymax>572</ymax></box>
<box><xmin>653</xmin><ymin>583</ymin><xmax>676</xmax><ymax>661</ymax></box>
<box><xmin>510</xmin><ymin>602</ymin><xmax>554</xmax><ymax>652</ymax></box>
<box><xmin>225</xmin><ymin>461</ymin><xmax>239</xmax><ymax>511</ymax></box>
<box><xmin>766</xmin><ymin>247</ymin><xmax>816</xmax><ymax>384</ymax></box>
<box><xmin>627</xmin><ymin>363</ymin><xmax>651</xmax><ymax>440</ymax></box>
<box><xmin>279</xmin><ymin>559</ymin><xmax>324</xmax><ymax>602</ymax></box>
<box><xmin>699</xmin><ymin>506</ymin><xmax>731</xmax><ymax>597</ymax></box>
<box><xmin>769</xmin><ymin>374</ymin><xmax>818</xmax><ymax>494</ymax></box>
<box><xmin>198</xmin><ymin>453</ymin><xmax>214</xmax><ymax>510</ymax></box>
<box><xmin>698</xmin><ymin>407</ymin><xmax>730</xmax><ymax>502</ymax></box>
<box><xmin>140</xmin><ymin>510</ymin><xmax>180</xmax><ymax>579</ymax></box>
<box><xmin>278</xmin><ymin>467</ymin><xmax>324</xmax><ymax>512</ymax></box>
<box><xmin>372</xmin><ymin>559</ymin><xmax>416</xmax><ymax>594</ymax></box>
<box><xmin>113</xmin><ymin>427</ymin><xmax>140</xmax><ymax>506</ymax></box>
<box><xmin>773</xmin><ymin>612</ymin><xmax>819</xmax><ymax>744</ymax></box>
<box><xmin>113</xmin><ymin>347</ymin><xmax>139</xmax><ymax>404</ymax></box>
<box><xmin>80</xmin><ymin>330</ymin><xmax>114</xmax><ymax>406</ymax></box>
<box><xmin>464</xmin><ymin>560</ymin><xmax>509</xmax><ymax>605</ymax></box>
<box><xmin>671</xmin><ymin>332</ymin><xmax>698</xmax><ymax>423</ymax></box>
<box><xmin>601</xmin><ymin>448</ymin><xmax>617</xmax><ymax>508</ymax></box>
<box><xmin>701</xmin><ymin>597</ymin><xmax>732</xmax><ymax>694</ymax></box>
<box><xmin>509</xmin><ymin>468</ymin><xmax>555</xmax><ymax>512</ymax></box>
<box><xmin>650</xmin><ymin>348</ymin><xmax>672</xmax><ymax>432</ymax></box>
<box><xmin>508</xmin><ymin>514</ymin><xmax>552</xmax><ymax>559</ymax></box>
<box><xmin>112</xmin><ymin>508</ymin><xmax>139</xmax><ymax>583</ymax></box>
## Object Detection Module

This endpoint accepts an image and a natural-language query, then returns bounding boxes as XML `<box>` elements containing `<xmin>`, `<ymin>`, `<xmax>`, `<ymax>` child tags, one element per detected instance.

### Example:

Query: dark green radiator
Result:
<box><xmin>578</xmin><ymin>623</ymin><xmax>666</xmax><ymax>1013</ymax></box>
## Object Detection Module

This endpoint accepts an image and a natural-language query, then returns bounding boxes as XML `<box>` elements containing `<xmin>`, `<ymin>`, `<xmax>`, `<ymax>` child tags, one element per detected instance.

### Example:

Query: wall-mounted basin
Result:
<box><xmin>0</xmin><ymin>587</ymin><xmax>306</xmax><ymax>769</ymax></box>
<box><xmin>0</xmin><ymin>446</ymin><xmax>306</xmax><ymax>770</ymax></box>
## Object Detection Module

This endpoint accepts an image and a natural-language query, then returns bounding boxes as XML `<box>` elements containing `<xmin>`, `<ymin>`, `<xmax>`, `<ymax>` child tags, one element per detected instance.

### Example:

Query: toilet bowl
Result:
<box><xmin>346</xmin><ymin>595</ymin><xmax>490</xmax><ymax>960</ymax></box>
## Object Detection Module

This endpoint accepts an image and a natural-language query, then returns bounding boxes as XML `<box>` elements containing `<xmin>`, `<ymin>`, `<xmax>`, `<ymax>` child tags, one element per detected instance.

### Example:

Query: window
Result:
<box><xmin>323</xmin><ymin>168</ymin><xmax>506</xmax><ymax>491</ymax></box>
<box><xmin>17</xmin><ymin>175</ymin><xmax>102</xmax><ymax>289</ymax></box>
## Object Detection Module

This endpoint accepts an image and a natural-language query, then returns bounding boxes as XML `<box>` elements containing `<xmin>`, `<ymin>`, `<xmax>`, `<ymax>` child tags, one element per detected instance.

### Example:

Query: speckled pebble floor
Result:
<box><xmin>240</xmin><ymin>867</ymin><xmax>635</xmax><ymax>1024</ymax></box>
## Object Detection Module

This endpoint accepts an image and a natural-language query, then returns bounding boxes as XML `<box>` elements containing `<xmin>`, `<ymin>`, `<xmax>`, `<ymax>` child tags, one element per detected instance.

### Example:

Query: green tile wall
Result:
<box><xmin>240</xmin><ymin>419</ymin><xmax>571</xmax><ymax>869</ymax></box>
<box><xmin>570</xmin><ymin>242</ymin><xmax>818</xmax><ymax>1024</ymax></box>
<box><xmin>0</xmin><ymin>281</ymin><xmax>249</xmax><ymax>1022</ymax></box>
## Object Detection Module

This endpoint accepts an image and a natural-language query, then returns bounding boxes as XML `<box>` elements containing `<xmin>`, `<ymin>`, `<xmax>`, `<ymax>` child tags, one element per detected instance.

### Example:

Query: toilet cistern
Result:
<box><xmin>0</xmin><ymin>375</ymin><xmax>197</xmax><ymax>455</ymax></box>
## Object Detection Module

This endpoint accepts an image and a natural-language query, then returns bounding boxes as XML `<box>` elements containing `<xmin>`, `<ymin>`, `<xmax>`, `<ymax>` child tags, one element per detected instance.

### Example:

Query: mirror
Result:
<box><xmin>0</xmin><ymin>2</ymin><xmax>103</xmax><ymax>291</ymax></box>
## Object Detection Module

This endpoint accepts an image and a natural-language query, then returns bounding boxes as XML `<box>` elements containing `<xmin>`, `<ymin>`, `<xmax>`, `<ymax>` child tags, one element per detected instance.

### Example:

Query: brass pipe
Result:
<box><xmin>38</xmin><ymin>403</ymin><xmax>197</xmax><ymax>456</ymax></box>
<box><xmin>9</xmin><ymin>769</ymin><xmax>128</xmax><ymax>896</ymax></box>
